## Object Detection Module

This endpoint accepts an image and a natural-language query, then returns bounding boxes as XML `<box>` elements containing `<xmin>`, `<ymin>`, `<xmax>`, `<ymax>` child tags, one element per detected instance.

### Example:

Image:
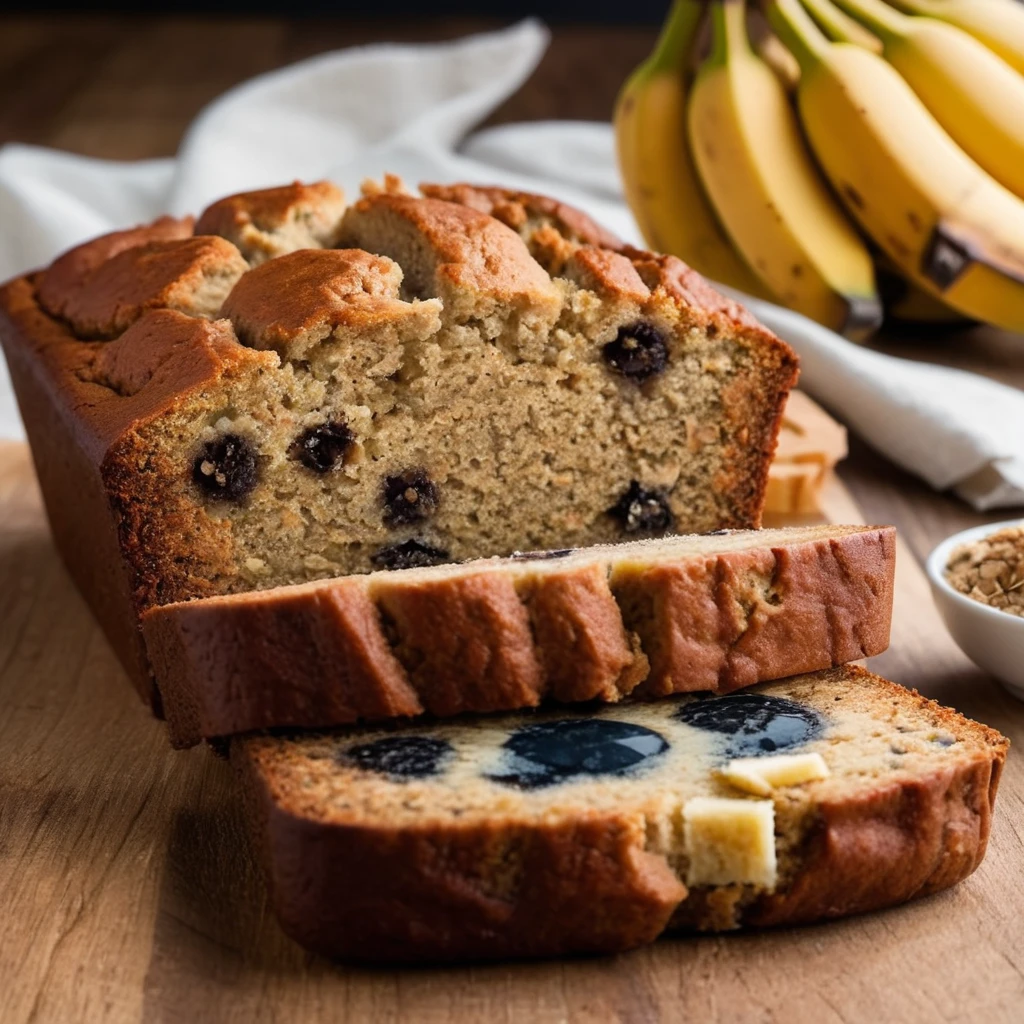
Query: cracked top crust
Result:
<box><xmin>420</xmin><ymin>182</ymin><xmax>624</xmax><ymax>250</ymax></box>
<box><xmin>38</xmin><ymin>215</ymin><xmax>196</xmax><ymax>323</ymax></box>
<box><xmin>221</xmin><ymin>248</ymin><xmax>442</xmax><ymax>358</ymax></box>
<box><xmin>40</xmin><ymin>234</ymin><xmax>249</xmax><ymax>339</ymax></box>
<box><xmin>338</xmin><ymin>192</ymin><xmax>563</xmax><ymax>328</ymax></box>
<box><xmin>194</xmin><ymin>181</ymin><xmax>346</xmax><ymax>265</ymax></box>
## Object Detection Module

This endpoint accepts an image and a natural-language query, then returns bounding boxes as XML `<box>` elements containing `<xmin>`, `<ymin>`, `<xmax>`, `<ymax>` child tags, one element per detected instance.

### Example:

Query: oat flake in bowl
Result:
<box><xmin>946</xmin><ymin>525</ymin><xmax>1024</xmax><ymax>617</ymax></box>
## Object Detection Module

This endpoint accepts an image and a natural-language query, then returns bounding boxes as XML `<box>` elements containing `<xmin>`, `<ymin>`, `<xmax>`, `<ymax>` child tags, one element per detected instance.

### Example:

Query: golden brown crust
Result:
<box><xmin>615</xmin><ymin>527</ymin><xmax>896</xmax><ymax>697</ymax></box>
<box><xmin>48</xmin><ymin>235</ymin><xmax>248</xmax><ymax>339</ymax></box>
<box><xmin>237</xmin><ymin>764</ymin><xmax>686</xmax><ymax>963</ymax></box>
<box><xmin>734</xmin><ymin>756</ymin><xmax>1002</xmax><ymax>928</ymax></box>
<box><xmin>0</xmin><ymin>272</ymin><xmax>270</xmax><ymax>705</ymax></box>
<box><xmin>38</xmin><ymin>215</ymin><xmax>195</xmax><ymax>321</ymax></box>
<box><xmin>564</xmin><ymin>246</ymin><xmax>651</xmax><ymax>303</ymax></box>
<box><xmin>143</xmin><ymin>577</ymin><xmax>423</xmax><ymax>742</ymax></box>
<box><xmin>339</xmin><ymin>192</ymin><xmax>561</xmax><ymax>323</ymax></box>
<box><xmin>221</xmin><ymin>248</ymin><xmax>436</xmax><ymax>354</ymax></box>
<box><xmin>141</xmin><ymin>527</ymin><xmax>895</xmax><ymax>747</ymax></box>
<box><xmin>194</xmin><ymin>180</ymin><xmax>345</xmax><ymax>264</ymax></box>
<box><xmin>419</xmin><ymin>182</ymin><xmax>624</xmax><ymax>250</ymax></box>
<box><xmin>231</xmin><ymin>667</ymin><xmax>1008</xmax><ymax>962</ymax></box>
<box><xmin>377</xmin><ymin>572</ymin><xmax>545</xmax><ymax>717</ymax></box>
<box><xmin>525</xmin><ymin>561</ymin><xmax>642</xmax><ymax>703</ymax></box>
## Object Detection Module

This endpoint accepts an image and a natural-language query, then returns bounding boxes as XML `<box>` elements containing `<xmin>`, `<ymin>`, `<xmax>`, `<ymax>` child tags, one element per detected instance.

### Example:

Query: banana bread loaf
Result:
<box><xmin>143</xmin><ymin>523</ymin><xmax>894</xmax><ymax>747</ymax></box>
<box><xmin>233</xmin><ymin>665</ymin><xmax>1007</xmax><ymax>963</ymax></box>
<box><xmin>0</xmin><ymin>179</ymin><xmax>797</xmax><ymax>708</ymax></box>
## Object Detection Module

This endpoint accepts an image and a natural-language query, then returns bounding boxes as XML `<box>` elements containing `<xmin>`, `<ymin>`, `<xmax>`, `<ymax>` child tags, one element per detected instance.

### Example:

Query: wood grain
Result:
<box><xmin>0</xmin><ymin>441</ymin><xmax>1022</xmax><ymax>1024</ymax></box>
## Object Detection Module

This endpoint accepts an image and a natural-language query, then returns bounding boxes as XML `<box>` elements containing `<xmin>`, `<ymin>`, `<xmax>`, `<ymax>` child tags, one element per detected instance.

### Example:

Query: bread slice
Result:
<box><xmin>0</xmin><ymin>180</ymin><xmax>796</xmax><ymax>709</ymax></box>
<box><xmin>233</xmin><ymin>665</ymin><xmax>1007</xmax><ymax>963</ymax></box>
<box><xmin>142</xmin><ymin>524</ymin><xmax>895</xmax><ymax>747</ymax></box>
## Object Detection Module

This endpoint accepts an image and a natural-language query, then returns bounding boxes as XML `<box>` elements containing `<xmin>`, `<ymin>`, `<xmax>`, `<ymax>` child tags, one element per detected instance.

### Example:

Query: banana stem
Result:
<box><xmin>649</xmin><ymin>0</ymin><xmax>706</xmax><ymax>72</ymax></box>
<box><xmin>831</xmin><ymin>0</ymin><xmax>908</xmax><ymax>41</ymax></box>
<box><xmin>799</xmin><ymin>0</ymin><xmax>885</xmax><ymax>51</ymax></box>
<box><xmin>707</xmin><ymin>0</ymin><xmax>749</xmax><ymax>66</ymax></box>
<box><xmin>766</xmin><ymin>0</ymin><xmax>832</xmax><ymax>70</ymax></box>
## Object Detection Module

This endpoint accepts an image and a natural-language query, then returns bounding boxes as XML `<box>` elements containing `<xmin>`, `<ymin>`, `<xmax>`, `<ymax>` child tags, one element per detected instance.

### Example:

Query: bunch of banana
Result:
<box><xmin>615</xmin><ymin>0</ymin><xmax>1024</xmax><ymax>336</ymax></box>
<box><xmin>616</xmin><ymin>0</ymin><xmax>882</xmax><ymax>338</ymax></box>
<box><xmin>768</xmin><ymin>0</ymin><xmax>1024</xmax><ymax>332</ymax></box>
<box><xmin>613</xmin><ymin>0</ymin><xmax>769</xmax><ymax>296</ymax></box>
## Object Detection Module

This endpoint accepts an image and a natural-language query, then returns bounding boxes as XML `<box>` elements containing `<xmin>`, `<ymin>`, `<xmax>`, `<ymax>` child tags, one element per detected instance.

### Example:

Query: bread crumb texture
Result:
<box><xmin>26</xmin><ymin>178</ymin><xmax>797</xmax><ymax>612</ymax></box>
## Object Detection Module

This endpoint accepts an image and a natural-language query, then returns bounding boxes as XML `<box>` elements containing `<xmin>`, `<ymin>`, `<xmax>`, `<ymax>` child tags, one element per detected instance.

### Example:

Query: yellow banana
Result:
<box><xmin>768</xmin><ymin>0</ymin><xmax>1024</xmax><ymax>332</ymax></box>
<box><xmin>819</xmin><ymin>0</ymin><xmax>1024</xmax><ymax>199</ymax></box>
<box><xmin>888</xmin><ymin>0</ymin><xmax>1024</xmax><ymax>75</ymax></box>
<box><xmin>797</xmin><ymin>0</ymin><xmax>883</xmax><ymax>51</ymax></box>
<box><xmin>687</xmin><ymin>0</ymin><xmax>881</xmax><ymax>338</ymax></box>
<box><xmin>613</xmin><ymin>0</ymin><xmax>769</xmax><ymax>296</ymax></box>
<box><xmin>874</xmin><ymin>254</ymin><xmax>976</xmax><ymax>327</ymax></box>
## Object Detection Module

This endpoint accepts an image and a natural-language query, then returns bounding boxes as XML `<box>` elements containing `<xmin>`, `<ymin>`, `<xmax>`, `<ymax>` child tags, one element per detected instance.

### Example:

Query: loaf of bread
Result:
<box><xmin>0</xmin><ymin>179</ymin><xmax>797</xmax><ymax>709</ymax></box>
<box><xmin>233</xmin><ymin>665</ymin><xmax>1007</xmax><ymax>963</ymax></box>
<box><xmin>143</xmin><ymin>524</ymin><xmax>895</xmax><ymax>747</ymax></box>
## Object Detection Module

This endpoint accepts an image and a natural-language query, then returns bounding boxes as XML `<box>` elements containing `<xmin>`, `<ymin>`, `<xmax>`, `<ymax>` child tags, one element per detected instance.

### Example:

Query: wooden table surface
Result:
<box><xmin>2</xmin><ymin>15</ymin><xmax>1023</xmax><ymax>1024</ymax></box>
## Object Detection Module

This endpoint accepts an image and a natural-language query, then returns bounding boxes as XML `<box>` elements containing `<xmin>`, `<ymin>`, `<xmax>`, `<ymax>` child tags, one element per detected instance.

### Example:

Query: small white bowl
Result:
<box><xmin>927</xmin><ymin>519</ymin><xmax>1024</xmax><ymax>702</ymax></box>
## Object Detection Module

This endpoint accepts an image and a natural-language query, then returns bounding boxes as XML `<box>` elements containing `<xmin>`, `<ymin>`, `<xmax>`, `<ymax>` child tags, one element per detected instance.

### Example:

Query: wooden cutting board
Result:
<box><xmin>1</xmin><ymin>440</ymin><xmax>1021</xmax><ymax>1024</ymax></box>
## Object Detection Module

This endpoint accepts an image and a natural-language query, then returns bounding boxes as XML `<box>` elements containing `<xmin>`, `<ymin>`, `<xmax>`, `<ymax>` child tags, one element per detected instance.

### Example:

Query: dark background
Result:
<box><xmin>3</xmin><ymin>2</ymin><xmax>666</xmax><ymax>21</ymax></box>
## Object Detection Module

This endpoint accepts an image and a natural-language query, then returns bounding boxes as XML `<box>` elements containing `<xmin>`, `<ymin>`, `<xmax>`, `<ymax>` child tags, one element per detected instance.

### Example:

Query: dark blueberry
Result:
<box><xmin>676</xmin><ymin>694</ymin><xmax>823</xmax><ymax>758</ymax></box>
<box><xmin>602</xmin><ymin>322</ymin><xmax>668</xmax><ymax>381</ymax></box>
<box><xmin>192</xmin><ymin>434</ymin><xmax>259</xmax><ymax>501</ymax></box>
<box><xmin>705</xmin><ymin>529</ymin><xmax>732</xmax><ymax>537</ymax></box>
<box><xmin>343</xmin><ymin>735</ymin><xmax>451</xmax><ymax>779</ymax></box>
<box><xmin>383</xmin><ymin>469</ymin><xmax>439</xmax><ymax>526</ymax></box>
<box><xmin>608</xmin><ymin>481</ymin><xmax>675</xmax><ymax>535</ymax></box>
<box><xmin>290</xmin><ymin>420</ymin><xmax>354</xmax><ymax>473</ymax></box>
<box><xmin>370</xmin><ymin>539</ymin><xmax>451</xmax><ymax>571</ymax></box>
<box><xmin>510</xmin><ymin>548</ymin><xmax>576</xmax><ymax>561</ymax></box>
<box><xmin>932</xmin><ymin>734</ymin><xmax>956</xmax><ymax>747</ymax></box>
<box><xmin>488</xmin><ymin>719</ymin><xmax>669</xmax><ymax>789</ymax></box>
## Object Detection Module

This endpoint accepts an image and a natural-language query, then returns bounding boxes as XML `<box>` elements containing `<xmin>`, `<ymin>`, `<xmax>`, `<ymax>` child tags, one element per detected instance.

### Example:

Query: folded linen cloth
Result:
<box><xmin>1</xmin><ymin>20</ymin><xmax>1022</xmax><ymax>510</ymax></box>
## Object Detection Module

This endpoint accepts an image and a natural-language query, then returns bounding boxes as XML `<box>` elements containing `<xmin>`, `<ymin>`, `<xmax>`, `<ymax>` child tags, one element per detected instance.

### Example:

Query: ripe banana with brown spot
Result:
<box><xmin>687</xmin><ymin>0</ymin><xmax>881</xmax><ymax>338</ymax></box>
<box><xmin>768</xmin><ymin>0</ymin><xmax>1024</xmax><ymax>331</ymax></box>
<box><xmin>613</xmin><ymin>0</ymin><xmax>769</xmax><ymax>296</ymax></box>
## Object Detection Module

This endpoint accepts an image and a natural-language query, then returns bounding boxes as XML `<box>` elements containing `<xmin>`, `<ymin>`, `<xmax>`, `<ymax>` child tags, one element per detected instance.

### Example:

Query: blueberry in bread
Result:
<box><xmin>142</xmin><ymin>524</ymin><xmax>895</xmax><ymax>747</ymax></box>
<box><xmin>0</xmin><ymin>179</ymin><xmax>797</xmax><ymax>707</ymax></box>
<box><xmin>233</xmin><ymin>666</ymin><xmax>1007</xmax><ymax>963</ymax></box>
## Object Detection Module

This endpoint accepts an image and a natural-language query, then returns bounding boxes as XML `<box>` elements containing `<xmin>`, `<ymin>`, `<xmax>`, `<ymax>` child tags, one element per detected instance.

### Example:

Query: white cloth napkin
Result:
<box><xmin>1</xmin><ymin>20</ymin><xmax>1022</xmax><ymax>510</ymax></box>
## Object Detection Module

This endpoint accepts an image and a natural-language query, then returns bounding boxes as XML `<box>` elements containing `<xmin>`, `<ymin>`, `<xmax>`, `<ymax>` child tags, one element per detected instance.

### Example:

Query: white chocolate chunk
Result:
<box><xmin>718</xmin><ymin>752</ymin><xmax>830</xmax><ymax>797</ymax></box>
<box><xmin>683</xmin><ymin>796</ymin><xmax>777</xmax><ymax>889</ymax></box>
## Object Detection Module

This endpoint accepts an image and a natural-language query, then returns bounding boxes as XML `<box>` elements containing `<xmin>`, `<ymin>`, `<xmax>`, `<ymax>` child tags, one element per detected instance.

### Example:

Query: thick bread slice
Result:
<box><xmin>142</xmin><ymin>524</ymin><xmax>895</xmax><ymax>747</ymax></box>
<box><xmin>232</xmin><ymin>665</ymin><xmax>1008</xmax><ymax>963</ymax></box>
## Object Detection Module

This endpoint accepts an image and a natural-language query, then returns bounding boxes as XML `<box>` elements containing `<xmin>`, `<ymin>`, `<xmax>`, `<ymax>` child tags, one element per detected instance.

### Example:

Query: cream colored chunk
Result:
<box><xmin>683</xmin><ymin>796</ymin><xmax>777</xmax><ymax>889</ymax></box>
<box><xmin>718</xmin><ymin>752</ymin><xmax>830</xmax><ymax>797</ymax></box>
